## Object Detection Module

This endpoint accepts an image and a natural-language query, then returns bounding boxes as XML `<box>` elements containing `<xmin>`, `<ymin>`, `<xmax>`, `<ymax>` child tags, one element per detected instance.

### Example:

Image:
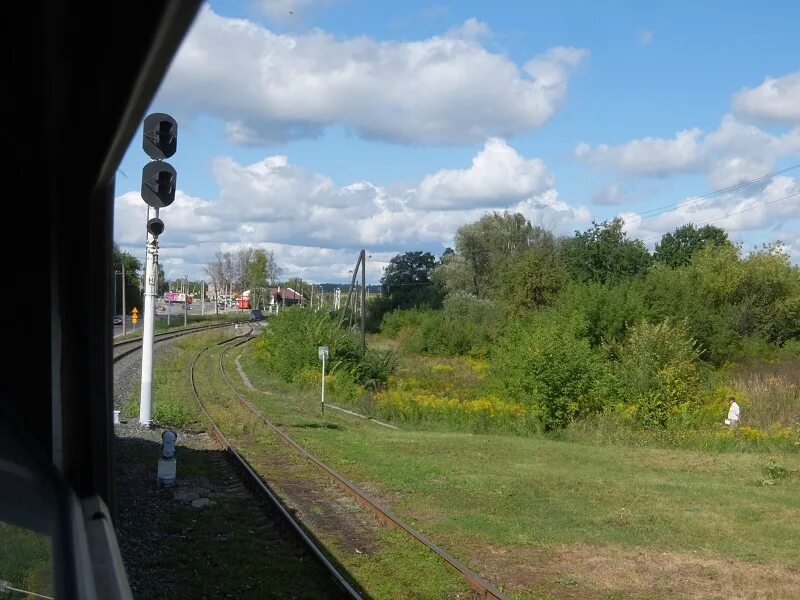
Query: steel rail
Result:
<box><xmin>219</xmin><ymin>338</ymin><xmax>508</xmax><ymax>600</ymax></box>
<box><xmin>112</xmin><ymin>319</ymin><xmax>259</xmax><ymax>362</ymax></box>
<box><xmin>189</xmin><ymin>327</ymin><xmax>363</xmax><ymax>600</ymax></box>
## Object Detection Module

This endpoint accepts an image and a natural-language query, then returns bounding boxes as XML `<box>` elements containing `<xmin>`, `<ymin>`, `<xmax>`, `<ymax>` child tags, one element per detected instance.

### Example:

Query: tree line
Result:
<box><xmin>371</xmin><ymin>211</ymin><xmax>800</xmax><ymax>430</ymax></box>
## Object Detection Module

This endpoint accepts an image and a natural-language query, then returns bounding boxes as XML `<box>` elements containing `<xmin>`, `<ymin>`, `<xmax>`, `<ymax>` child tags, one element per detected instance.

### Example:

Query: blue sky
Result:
<box><xmin>114</xmin><ymin>0</ymin><xmax>800</xmax><ymax>283</ymax></box>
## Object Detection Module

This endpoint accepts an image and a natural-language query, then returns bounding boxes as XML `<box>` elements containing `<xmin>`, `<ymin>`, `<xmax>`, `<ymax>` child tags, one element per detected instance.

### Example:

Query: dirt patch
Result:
<box><xmin>472</xmin><ymin>542</ymin><xmax>800</xmax><ymax>600</ymax></box>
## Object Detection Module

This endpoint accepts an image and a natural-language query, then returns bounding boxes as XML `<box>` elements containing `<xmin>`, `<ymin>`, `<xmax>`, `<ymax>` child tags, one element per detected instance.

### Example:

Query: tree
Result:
<box><xmin>654</xmin><ymin>224</ymin><xmax>730</xmax><ymax>268</ymax></box>
<box><xmin>561</xmin><ymin>217</ymin><xmax>652</xmax><ymax>284</ymax></box>
<box><xmin>380</xmin><ymin>251</ymin><xmax>442</xmax><ymax>310</ymax></box>
<box><xmin>497</xmin><ymin>239</ymin><xmax>567</xmax><ymax>312</ymax></box>
<box><xmin>435</xmin><ymin>212</ymin><xmax>546</xmax><ymax>297</ymax></box>
<box><xmin>243</xmin><ymin>249</ymin><xmax>281</xmax><ymax>308</ymax></box>
<box><xmin>112</xmin><ymin>244</ymin><xmax>142</xmax><ymax>314</ymax></box>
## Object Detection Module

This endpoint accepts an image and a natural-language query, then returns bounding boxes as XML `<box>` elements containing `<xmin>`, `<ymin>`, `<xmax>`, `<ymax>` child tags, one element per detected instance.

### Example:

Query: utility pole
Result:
<box><xmin>139</xmin><ymin>112</ymin><xmax>178</xmax><ymax>427</ymax></box>
<box><xmin>121</xmin><ymin>261</ymin><xmax>127</xmax><ymax>336</ymax></box>
<box><xmin>361</xmin><ymin>249</ymin><xmax>366</xmax><ymax>353</ymax></box>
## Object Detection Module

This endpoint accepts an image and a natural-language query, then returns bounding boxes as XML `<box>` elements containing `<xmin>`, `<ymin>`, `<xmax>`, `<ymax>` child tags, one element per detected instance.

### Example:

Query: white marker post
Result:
<box><xmin>318</xmin><ymin>345</ymin><xmax>329</xmax><ymax>415</ymax></box>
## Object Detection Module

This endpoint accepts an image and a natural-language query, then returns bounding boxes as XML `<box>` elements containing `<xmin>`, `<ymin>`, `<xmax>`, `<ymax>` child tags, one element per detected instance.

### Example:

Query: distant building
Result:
<box><xmin>270</xmin><ymin>286</ymin><xmax>302</xmax><ymax>306</ymax></box>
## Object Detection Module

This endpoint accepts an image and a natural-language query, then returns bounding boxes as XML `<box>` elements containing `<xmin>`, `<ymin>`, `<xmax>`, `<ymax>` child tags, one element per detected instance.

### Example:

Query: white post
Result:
<box><xmin>201</xmin><ymin>281</ymin><xmax>205</xmax><ymax>316</ymax></box>
<box><xmin>319</xmin><ymin>345</ymin><xmax>328</xmax><ymax>415</ymax></box>
<box><xmin>139</xmin><ymin>206</ymin><xmax>159</xmax><ymax>427</ymax></box>
<box><xmin>321</xmin><ymin>353</ymin><xmax>326</xmax><ymax>414</ymax></box>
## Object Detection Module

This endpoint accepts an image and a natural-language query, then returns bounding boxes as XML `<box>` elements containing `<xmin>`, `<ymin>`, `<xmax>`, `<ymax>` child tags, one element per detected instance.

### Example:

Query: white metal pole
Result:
<box><xmin>139</xmin><ymin>206</ymin><xmax>159</xmax><ymax>427</ymax></box>
<box><xmin>321</xmin><ymin>354</ymin><xmax>325</xmax><ymax>415</ymax></box>
<box><xmin>201</xmin><ymin>281</ymin><xmax>205</xmax><ymax>316</ymax></box>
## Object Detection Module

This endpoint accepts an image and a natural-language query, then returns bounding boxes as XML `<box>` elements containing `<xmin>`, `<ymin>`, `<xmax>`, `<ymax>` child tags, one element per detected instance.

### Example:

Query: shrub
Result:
<box><xmin>253</xmin><ymin>307</ymin><xmax>395</xmax><ymax>387</ymax></box>
<box><xmin>486</xmin><ymin>314</ymin><xmax>611</xmax><ymax>431</ymax></box>
<box><xmin>379</xmin><ymin>295</ymin><xmax>504</xmax><ymax>357</ymax></box>
<box><xmin>614</xmin><ymin>319</ymin><xmax>703</xmax><ymax>427</ymax></box>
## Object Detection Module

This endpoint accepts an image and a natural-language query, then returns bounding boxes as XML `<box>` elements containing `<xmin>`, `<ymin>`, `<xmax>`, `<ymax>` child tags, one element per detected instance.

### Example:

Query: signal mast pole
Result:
<box><xmin>138</xmin><ymin>113</ymin><xmax>178</xmax><ymax>427</ymax></box>
<box><xmin>139</xmin><ymin>206</ymin><xmax>159</xmax><ymax>426</ymax></box>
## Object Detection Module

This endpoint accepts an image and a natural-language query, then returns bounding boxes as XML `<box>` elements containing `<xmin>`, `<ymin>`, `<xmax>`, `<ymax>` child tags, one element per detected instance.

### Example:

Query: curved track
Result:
<box><xmin>189</xmin><ymin>327</ymin><xmax>363</xmax><ymax>599</ymax></box>
<box><xmin>218</xmin><ymin>337</ymin><xmax>508</xmax><ymax>600</ymax></box>
<box><xmin>112</xmin><ymin>320</ymin><xmax>252</xmax><ymax>362</ymax></box>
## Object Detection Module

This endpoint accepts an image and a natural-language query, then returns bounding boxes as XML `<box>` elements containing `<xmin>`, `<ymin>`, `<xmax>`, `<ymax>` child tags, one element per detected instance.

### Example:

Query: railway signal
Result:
<box><xmin>131</xmin><ymin>306</ymin><xmax>139</xmax><ymax>329</ymax></box>
<box><xmin>139</xmin><ymin>112</ymin><xmax>178</xmax><ymax>427</ymax></box>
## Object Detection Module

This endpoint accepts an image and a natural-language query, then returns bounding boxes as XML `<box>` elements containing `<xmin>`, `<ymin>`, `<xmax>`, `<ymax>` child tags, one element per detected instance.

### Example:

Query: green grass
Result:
<box><xmin>121</xmin><ymin>333</ymin><xmax>218</xmax><ymax>427</ymax></box>
<box><xmin>233</xmin><ymin>343</ymin><xmax>800</xmax><ymax>597</ymax></box>
<box><xmin>198</xmin><ymin>342</ymin><xmax>471</xmax><ymax>599</ymax></box>
<box><xmin>137</xmin><ymin>331</ymin><xmax>472</xmax><ymax>599</ymax></box>
<box><xmin>0</xmin><ymin>522</ymin><xmax>53</xmax><ymax>597</ymax></box>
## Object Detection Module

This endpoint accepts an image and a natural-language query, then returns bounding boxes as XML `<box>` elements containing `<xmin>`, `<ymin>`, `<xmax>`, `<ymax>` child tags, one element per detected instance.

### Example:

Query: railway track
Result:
<box><xmin>112</xmin><ymin>319</ymin><xmax>255</xmax><ymax>362</ymax></box>
<box><xmin>117</xmin><ymin>321</ymin><xmax>507</xmax><ymax>598</ymax></box>
<box><xmin>189</xmin><ymin>326</ymin><xmax>363</xmax><ymax>599</ymax></box>
<box><xmin>209</xmin><ymin>335</ymin><xmax>508</xmax><ymax>600</ymax></box>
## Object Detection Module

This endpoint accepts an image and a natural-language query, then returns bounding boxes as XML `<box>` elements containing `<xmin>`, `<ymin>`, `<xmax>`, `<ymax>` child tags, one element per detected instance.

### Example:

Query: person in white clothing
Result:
<box><xmin>725</xmin><ymin>397</ymin><xmax>741</xmax><ymax>427</ymax></box>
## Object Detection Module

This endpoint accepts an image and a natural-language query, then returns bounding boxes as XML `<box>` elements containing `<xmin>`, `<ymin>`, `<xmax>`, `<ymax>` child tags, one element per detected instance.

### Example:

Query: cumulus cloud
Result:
<box><xmin>114</xmin><ymin>142</ymin><xmax>591</xmax><ymax>279</ymax></box>
<box><xmin>158</xmin><ymin>6</ymin><xmax>587</xmax><ymax>144</ymax></box>
<box><xmin>575</xmin><ymin>128</ymin><xmax>705</xmax><ymax>176</ymax></box>
<box><xmin>732</xmin><ymin>71</ymin><xmax>800</xmax><ymax>125</ymax></box>
<box><xmin>623</xmin><ymin>176</ymin><xmax>800</xmax><ymax>245</ymax></box>
<box><xmin>575</xmin><ymin>115</ymin><xmax>799</xmax><ymax>187</ymax></box>
<box><xmin>417</xmin><ymin>138</ymin><xmax>554</xmax><ymax>209</ymax></box>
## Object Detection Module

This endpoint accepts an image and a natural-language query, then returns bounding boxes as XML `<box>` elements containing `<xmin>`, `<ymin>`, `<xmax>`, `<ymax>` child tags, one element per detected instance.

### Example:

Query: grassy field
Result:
<box><xmin>234</xmin><ymin>344</ymin><xmax>800</xmax><ymax>600</ymax></box>
<box><xmin>0</xmin><ymin>523</ymin><xmax>53</xmax><ymax>598</ymax></box>
<box><xmin>124</xmin><ymin>330</ymin><xmax>473</xmax><ymax>599</ymax></box>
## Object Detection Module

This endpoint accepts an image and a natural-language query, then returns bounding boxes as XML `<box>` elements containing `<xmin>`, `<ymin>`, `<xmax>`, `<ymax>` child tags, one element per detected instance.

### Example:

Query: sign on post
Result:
<box><xmin>132</xmin><ymin>306</ymin><xmax>139</xmax><ymax>327</ymax></box>
<box><xmin>318</xmin><ymin>346</ymin><xmax>329</xmax><ymax>414</ymax></box>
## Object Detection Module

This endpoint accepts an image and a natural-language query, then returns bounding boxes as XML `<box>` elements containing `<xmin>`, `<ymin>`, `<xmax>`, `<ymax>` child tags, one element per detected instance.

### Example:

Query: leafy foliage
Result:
<box><xmin>654</xmin><ymin>223</ymin><xmax>731</xmax><ymax>267</ymax></box>
<box><xmin>612</xmin><ymin>319</ymin><xmax>703</xmax><ymax>427</ymax></box>
<box><xmin>486</xmin><ymin>315</ymin><xmax>611</xmax><ymax>431</ymax></box>
<box><xmin>561</xmin><ymin>217</ymin><xmax>652</xmax><ymax>284</ymax></box>
<box><xmin>253</xmin><ymin>307</ymin><xmax>396</xmax><ymax>389</ymax></box>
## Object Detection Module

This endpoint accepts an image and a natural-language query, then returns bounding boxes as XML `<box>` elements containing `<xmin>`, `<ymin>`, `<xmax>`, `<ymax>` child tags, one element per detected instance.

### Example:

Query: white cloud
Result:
<box><xmin>732</xmin><ymin>71</ymin><xmax>800</xmax><ymax>125</ymax></box>
<box><xmin>417</xmin><ymin>138</ymin><xmax>554</xmax><ymax>209</ymax></box>
<box><xmin>623</xmin><ymin>176</ymin><xmax>800</xmax><ymax>245</ymax></box>
<box><xmin>638</xmin><ymin>30</ymin><xmax>654</xmax><ymax>47</ymax></box>
<box><xmin>444</xmin><ymin>17</ymin><xmax>492</xmax><ymax>39</ymax></box>
<box><xmin>575</xmin><ymin>128</ymin><xmax>705</xmax><ymax>176</ymax></box>
<box><xmin>575</xmin><ymin>115</ymin><xmax>799</xmax><ymax>187</ymax></box>
<box><xmin>158</xmin><ymin>6</ymin><xmax>587</xmax><ymax>144</ymax></box>
<box><xmin>593</xmin><ymin>183</ymin><xmax>626</xmax><ymax>206</ymax></box>
<box><xmin>114</xmin><ymin>142</ymin><xmax>591</xmax><ymax>279</ymax></box>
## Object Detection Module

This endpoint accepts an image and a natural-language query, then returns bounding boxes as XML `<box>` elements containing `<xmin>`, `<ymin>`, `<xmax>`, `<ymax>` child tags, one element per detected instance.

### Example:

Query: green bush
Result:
<box><xmin>486</xmin><ymin>313</ymin><xmax>611</xmax><ymax>431</ymax></box>
<box><xmin>253</xmin><ymin>308</ymin><xmax>396</xmax><ymax>390</ymax></box>
<box><xmin>613</xmin><ymin>319</ymin><xmax>703</xmax><ymax>427</ymax></box>
<box><xmin>253</xmin><ymin>308</ymin><xmax>361</xmax><ymax>382</ymax></box>
<box><xmin>379</xmin><ymin>293</ymin><xmax>504</xmax><ymax>357</ymax></box>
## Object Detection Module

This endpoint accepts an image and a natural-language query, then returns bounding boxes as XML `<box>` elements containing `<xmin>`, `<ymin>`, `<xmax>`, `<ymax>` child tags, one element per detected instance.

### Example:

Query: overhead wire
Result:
<box><xmin>620</xmin><ymin>163</ymin><xmax>800</xmax><ymax>225</ymax></box>
<box><xmin>639</xmin><ymin>190</ymin><xmax>800</xmax><ymax>244</ymax></box>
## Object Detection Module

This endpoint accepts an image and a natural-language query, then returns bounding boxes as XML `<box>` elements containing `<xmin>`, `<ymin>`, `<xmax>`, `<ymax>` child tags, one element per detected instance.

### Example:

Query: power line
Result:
<box><xmin>639</xmin><ymin>190</ymin><xmax>800</xmax><ymax>244</ymax></box>
<box><xmin>621</xmin><ymin>163</ymin><xmax>800</xmax><ymax>225</ymax></box>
